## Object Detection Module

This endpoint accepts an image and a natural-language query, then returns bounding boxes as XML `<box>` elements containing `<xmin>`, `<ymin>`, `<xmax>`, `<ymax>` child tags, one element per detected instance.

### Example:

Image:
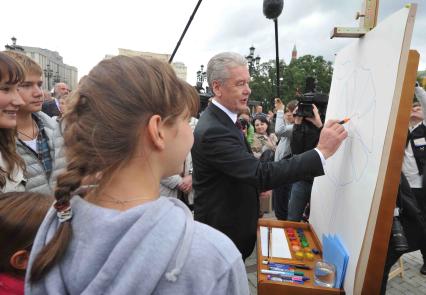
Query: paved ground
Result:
<box><xmin>245</xmin><ymin>213</ymin><xmax>426</xmax><ymax>295</ymax></box>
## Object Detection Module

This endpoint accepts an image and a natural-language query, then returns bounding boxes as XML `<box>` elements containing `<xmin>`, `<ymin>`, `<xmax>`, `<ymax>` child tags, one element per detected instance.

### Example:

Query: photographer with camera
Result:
<box><xmin>288</xmin><ymin>103</ymin><xmax>323</xmax><ymax>221</ymax></box>
<box><xmin>287</xmin><ymin>77</ymin><xmax>326</xmax><ymax>222</ymax></box>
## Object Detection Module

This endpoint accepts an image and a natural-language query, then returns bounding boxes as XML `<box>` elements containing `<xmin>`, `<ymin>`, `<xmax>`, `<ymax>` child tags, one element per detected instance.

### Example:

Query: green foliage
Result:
<box><xmin>249</xmin><ymin>55</ymin><xmax>333</xmax><ymax>111</ymax></box>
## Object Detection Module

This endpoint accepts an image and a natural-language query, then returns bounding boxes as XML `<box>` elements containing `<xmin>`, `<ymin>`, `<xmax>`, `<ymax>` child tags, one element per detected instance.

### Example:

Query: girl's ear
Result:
<box><xmin>10</xmin><ymin>250</ymin><xmax>30</xmax><ymax>270</ymax></box>
<box><xmin>146</xmin><ymin>115</ymin><xmax>166</xmax><ymax>150</ymax></box>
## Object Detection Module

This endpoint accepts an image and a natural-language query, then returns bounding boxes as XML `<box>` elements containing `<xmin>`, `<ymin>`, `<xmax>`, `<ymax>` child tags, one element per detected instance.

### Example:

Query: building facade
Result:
<box><xmin>4</xmin><ymin>37</ymin><xmax>78</xmax><ymax>91</ymax></box>
<box><xmin>105</xmin><ymin>48</ymin><xmax>187</xmax><ymax>81</ymax></box>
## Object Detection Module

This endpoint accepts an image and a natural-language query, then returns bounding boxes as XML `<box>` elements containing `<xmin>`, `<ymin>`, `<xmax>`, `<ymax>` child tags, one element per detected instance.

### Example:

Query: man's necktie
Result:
<box><xmin>235</xmin><ymin>120</ymin><xmax>245</xmax><ymax>142</ymax></box>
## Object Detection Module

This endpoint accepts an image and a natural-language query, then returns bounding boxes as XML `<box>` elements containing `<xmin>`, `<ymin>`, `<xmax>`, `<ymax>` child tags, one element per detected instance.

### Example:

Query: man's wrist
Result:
<box><xmin>315</xmin><ymin>146</ymin><xmax>329</xmax><ymax>162</ymax></box>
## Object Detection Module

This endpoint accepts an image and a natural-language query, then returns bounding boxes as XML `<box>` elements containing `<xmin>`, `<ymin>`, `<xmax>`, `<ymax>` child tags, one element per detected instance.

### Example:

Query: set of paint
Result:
<box><xmin>286</xmin><ymin>228</ymin><xmax>315</xmax><ymax>261</ymax></box>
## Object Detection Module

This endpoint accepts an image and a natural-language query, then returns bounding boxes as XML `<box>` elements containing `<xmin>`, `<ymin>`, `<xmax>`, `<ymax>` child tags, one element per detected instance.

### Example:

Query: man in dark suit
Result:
<box><xmin>192</xmin><ymin>52</ymin><xmax>347</xmax><ymax>260</ymax></box>
<box><xmin>42</xmin><ymin>82</ymin><xmax>69</xmax><ymax>117</ymax></box>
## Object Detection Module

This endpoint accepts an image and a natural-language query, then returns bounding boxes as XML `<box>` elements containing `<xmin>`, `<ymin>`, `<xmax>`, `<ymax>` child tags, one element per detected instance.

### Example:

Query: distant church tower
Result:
<box><xmin>291</xmin><ymin>44</ymin><xmax>297</xmax><ymax>61</ymax></box>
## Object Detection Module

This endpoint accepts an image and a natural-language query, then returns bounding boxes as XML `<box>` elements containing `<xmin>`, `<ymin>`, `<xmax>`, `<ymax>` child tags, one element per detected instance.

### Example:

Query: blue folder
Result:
<box><xmin>322</xmin><ymin>234</ymin><xmax>349</xmax><ymax>288</ymax></box>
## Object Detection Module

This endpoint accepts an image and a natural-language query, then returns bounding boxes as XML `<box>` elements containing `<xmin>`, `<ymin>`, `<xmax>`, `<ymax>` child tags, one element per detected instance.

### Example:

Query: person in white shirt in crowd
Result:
<box><xmin>272</xmin><ymin>98</ymin><xmax>297</xmax><ymax>220</ymax></box>
<box><xmin>160</xmin><ymin>116</ymin><xmax>198</xmax><ymax>209</ymax></box>
<box><xmin>401</xmin><ymin>84</ymin><xmax>426</xmax><ymax>274</ymax></box>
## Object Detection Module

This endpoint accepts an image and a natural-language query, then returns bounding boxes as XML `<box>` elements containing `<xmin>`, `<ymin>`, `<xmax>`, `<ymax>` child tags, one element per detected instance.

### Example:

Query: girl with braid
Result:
<box><xmin>25</xmin><ymin>56</ymin><xmax>249</xmax><ymax>295</ymax></box>
<box><xmin>0</xmin><ymin>52</ymin><xmax>26</xmax><ymax>192</ymax></box>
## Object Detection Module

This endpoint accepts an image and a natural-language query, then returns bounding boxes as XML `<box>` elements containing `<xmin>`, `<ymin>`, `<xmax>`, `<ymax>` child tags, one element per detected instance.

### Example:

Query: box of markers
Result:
<box><xmin>256</xmin><ymin>219</ymin><xmax>344</xmax><ymax>295</ymax></box>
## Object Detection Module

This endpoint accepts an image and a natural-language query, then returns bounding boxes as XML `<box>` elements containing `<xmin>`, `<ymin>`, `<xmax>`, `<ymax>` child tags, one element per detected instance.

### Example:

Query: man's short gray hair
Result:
<box><xmin>207</xmin><ymin>52</ymin><xmax>247</xmax><ymax>89</ymax></box>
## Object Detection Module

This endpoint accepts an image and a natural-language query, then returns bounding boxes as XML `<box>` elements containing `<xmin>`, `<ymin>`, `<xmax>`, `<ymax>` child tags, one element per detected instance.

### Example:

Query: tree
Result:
<box><xmin>249</xmin><ymin>55</ymin><xmax>334</xmax><ymax>110</ymax></box>
<box><xmin>249</xmin><ymin>60</ymin><xmax>286</xmax><ymax>111</ymax></box>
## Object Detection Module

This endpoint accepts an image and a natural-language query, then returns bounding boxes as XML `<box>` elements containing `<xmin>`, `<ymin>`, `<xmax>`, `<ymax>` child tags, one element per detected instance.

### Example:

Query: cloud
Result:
<box><xmin>1</xmin><ymin>0</ymin><xmax>424</xmax><ymax>86</ymax></box>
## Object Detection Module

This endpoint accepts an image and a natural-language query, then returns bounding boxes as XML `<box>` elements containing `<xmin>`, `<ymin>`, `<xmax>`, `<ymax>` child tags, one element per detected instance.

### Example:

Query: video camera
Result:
<box><xmin>295</xmin><ymin>77</ymin><xmax>329</xmax><ymax>118</ymax></box>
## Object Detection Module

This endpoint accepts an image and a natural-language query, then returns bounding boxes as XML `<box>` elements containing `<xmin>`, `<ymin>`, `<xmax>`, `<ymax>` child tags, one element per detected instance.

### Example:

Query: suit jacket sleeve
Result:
<box><xmin>195</xmin><ymin>122</ymin><xmax>324</xmax><ymax>191</ymax></box>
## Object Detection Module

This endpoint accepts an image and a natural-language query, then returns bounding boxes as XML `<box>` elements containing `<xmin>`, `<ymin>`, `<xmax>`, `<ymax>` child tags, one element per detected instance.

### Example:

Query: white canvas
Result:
<box><xmin>310</xmin><ymin>5</ymin><xmax>416</xmax><ymax>295</ymax></box>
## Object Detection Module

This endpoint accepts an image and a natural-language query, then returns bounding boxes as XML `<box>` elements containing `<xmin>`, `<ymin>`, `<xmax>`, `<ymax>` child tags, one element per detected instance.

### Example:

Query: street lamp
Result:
<box><xmin>196</xmin><ymin>64</ymin><xmax>207</xmax><ymax>92</ymax></box>
<box><xmin>53</xmin><ymin>70</ymin><xmax>61</xmax><ymax>84</ymax></box>
<box><xmin>44</xmin><ymin>64</ymin><xmax>53</xmax><ymax>91</ymax></box>
<box><xmin>245</xmin><ymin>46</ymin><xmax>261</xmax><ymax>76</ymax></box>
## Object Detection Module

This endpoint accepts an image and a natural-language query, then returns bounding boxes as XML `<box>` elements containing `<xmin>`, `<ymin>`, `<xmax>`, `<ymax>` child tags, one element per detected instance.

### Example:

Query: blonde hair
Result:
<box><xmin>3</xmin><ymin>50</ymin><xmax>42</xmax><ymax>76</ymax></box>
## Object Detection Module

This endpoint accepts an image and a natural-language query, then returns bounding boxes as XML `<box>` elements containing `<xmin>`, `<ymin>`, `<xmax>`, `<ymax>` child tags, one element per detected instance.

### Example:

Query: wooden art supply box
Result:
<box><xmin>257</xmin><ymin>219</ymin><xmax>344</xmax><ymax>295</ymax></box>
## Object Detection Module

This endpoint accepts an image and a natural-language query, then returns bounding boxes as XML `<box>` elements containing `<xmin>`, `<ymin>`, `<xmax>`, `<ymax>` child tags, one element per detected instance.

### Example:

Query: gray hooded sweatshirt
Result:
<box><xmin>26</xmin><ymin>196</ymin><xmax>249</xmax><ymax>295</ymax></box>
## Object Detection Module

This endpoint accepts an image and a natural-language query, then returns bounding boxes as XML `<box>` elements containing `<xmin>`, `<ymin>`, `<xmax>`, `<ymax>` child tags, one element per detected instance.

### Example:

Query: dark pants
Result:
<box><xmin>413</xmin><ymin>187</ymin><xmax>426</xmax><ymax>260</ymax></box>
<box><xmin>288</xmin><ymin>180</ymin><xmax>312</xmax><ymax>221</ymax></box>
<box><xmin>272</xmin><ymin>183</ymin><xmax>292</xmax><ymax>220</ymax></box>
<box><xmin>380</xmin><ymin>188</ymin><xmax>426</xmax><ymax>294</ymax></box>
<box><xmin>380</xmin><ymin>238</ymin><xmax>404</xmax><ymax>295</ymax></box>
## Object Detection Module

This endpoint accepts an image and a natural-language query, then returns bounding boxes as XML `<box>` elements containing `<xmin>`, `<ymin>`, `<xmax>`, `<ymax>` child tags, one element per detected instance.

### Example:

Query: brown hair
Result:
<box><xmin>3</xmin><ymin>50</ymin><xmax>42</xmax><ymax>77</ymax></box>
<box><xmin>0</xmin><ymin>192</ymin><xmax>53</xmax><ymax>277</ymax></box>
<box><xmin>238</xmin><ymin>106</ymin><xmax>251</xmax><ymax>117</ymax></box>
<box><xmin>30</xmin><ymin>55</ymin><xmax>199</xmax><ymax>281</ymax></box>
<box><xmin>253</xmin><ymin>114</ymin><xmax>271</xmax><ymax>135</ymax></box>
<box><xmin>0</xmin><ymin>52</ymin><xmax>26</xmax><ymax>188</ymax></box>
<box><xmin>286</xmin><ymin>99</ymin><xmax>298</xmax><ymax>113</ymax></box>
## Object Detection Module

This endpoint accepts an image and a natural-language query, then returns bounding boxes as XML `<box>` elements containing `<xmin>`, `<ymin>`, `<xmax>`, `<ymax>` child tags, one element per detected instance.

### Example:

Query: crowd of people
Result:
<box><xmin>0</xmin><ymin>49</ymin><xmax>424</xmax><ymax>295</ymax></box>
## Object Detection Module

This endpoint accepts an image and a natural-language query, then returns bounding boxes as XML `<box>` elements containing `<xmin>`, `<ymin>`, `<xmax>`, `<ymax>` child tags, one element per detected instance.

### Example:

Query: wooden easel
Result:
<box><xmin>331</xmin><ymin>0</ymin><xmax>379</xmax><ymax>38</ymax></box>
<box><xmin>358</xmin><ymin>49</ymin><xmax>419</xmax><ymax>294</ymax></box>
<box><xmin>256</xmin><ymin>49</ymin><xmax>419</xmax><ymax>295</ymax></box>
<box><xmin>388</xmin><ymin>258</ymin><xmax>404</xmax><ymax>280</ymax></box>
<box><xmin>328</xmin><ymin>2</ymin><xmax>419</xmax><ymax>293</ymax></box>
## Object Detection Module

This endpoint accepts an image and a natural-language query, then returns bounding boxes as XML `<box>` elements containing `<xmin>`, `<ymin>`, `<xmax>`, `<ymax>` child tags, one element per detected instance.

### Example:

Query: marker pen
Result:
<box><xmin>268</xmin><ymin>262</ymin><xmax>312</xmax><ymax>270</ymax></box>
<box><xmin>261</xmin><ymin>270</ymin><xmax>310</xmax><ymax>281</ymax></box>
<box><xmin>267</xmin><ymin>275</ymin><xmax>306</xmax><ymax>284</ymax></box>
<box><xmin>268</xmin><ymin>267</ymin><xmax>304</xmax><ymax>276</ymax></box>
<box><xmin>338</xmin><ymin>117</ymin><xmax>350</xmax><ymax>124</ymax></box>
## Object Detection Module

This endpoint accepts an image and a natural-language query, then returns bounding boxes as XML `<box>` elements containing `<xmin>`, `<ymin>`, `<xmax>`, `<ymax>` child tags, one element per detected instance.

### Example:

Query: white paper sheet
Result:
<box><xmin>260</xmin><ymin>226</ymin><xmax>292</xmax><ymax>259</ymax></box>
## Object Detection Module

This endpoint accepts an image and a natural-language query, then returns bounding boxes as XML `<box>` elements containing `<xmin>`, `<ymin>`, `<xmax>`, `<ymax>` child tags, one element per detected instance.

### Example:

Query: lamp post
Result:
<box><xmin>44</xmin><ymin>64</ymin><xmax>53</xmax><ymax>91</ymax></box>
<box><xmin>196</xmin><ymin>64</ymin><xmax>206</xmax><ymax>92</ymax></box>
<box><xmin>53</xmin><ymin>70</ymin><xmax>61</xmax><ymax>84</ymax></box>
<box><xmin>245</xmin><ymin>46</ymin><xmax>261</xmax><ymax>76</ymax></box>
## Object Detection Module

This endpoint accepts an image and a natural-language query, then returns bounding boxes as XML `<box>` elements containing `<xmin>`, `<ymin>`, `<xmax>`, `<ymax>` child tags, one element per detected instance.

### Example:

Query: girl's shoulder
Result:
<box><xmin>191</xmin><ymin>221</ymin><xmax>242</xmax><ymax>263</ymax></box>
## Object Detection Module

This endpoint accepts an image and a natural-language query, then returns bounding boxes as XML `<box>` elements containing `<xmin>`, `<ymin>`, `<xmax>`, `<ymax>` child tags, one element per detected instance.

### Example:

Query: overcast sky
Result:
<box><xmin>1</xmin><ymin>0</ymin><xmax>425</xmax><ymax>86</ymax></box>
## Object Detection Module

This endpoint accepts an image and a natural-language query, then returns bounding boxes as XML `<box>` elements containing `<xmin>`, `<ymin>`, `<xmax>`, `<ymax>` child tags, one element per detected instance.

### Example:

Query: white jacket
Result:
<box><xmin>16</xmin><ymin>112</ymin><xmax>66</xmax><ymax>195</ymax></box>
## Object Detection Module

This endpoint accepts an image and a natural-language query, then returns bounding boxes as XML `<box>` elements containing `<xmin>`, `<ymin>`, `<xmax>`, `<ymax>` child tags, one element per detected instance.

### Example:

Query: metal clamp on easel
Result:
<box><xmin>331</xmin><ymin>0</ymin><xmax>379</xmax><ymax>38</ymax></box>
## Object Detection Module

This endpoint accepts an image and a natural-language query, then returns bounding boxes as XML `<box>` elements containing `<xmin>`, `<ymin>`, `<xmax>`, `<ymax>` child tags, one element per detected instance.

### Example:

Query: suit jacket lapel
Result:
<box><xmin>208</xmin><ymin>104</ymin><xmax>252</xmax><ymax>153</ymax></box>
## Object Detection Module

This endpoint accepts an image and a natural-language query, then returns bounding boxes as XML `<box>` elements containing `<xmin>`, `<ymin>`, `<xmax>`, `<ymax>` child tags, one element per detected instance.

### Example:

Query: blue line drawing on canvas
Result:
<box><xmin>320</xmin><ymin>61</ymin><xmax>377</xmax><ymax>229</ymax></box>
<box><xmin>326</xmin><ymin>63</ymin><xmax>376</xmax><ymax>187</ymax></box>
